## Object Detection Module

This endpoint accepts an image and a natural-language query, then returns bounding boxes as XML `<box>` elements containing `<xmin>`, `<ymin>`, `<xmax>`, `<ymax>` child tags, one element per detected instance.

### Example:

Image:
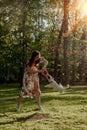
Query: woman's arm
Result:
<box><xmin>41</xmin><ymin>57</ymin><xmax>48</xmax><ymax>68</ymax></box>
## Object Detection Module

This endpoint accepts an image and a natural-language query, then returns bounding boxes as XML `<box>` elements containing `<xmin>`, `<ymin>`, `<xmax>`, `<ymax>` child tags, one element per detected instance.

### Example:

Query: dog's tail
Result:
<box><xmin>63</xmin><ymin>84</ymin><xmax>70</xmax><ymax>90</ymax></box>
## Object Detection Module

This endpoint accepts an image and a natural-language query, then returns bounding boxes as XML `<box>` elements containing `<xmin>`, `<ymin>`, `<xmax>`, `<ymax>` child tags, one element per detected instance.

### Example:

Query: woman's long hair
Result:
<box><xmin>26</xmin><ymin>50</ymin><xmax>40</xmax><ymax>67</ymax></box>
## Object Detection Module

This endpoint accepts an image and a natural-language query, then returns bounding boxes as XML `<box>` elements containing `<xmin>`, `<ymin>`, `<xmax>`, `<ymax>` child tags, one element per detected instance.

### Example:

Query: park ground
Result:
<box><xmin>0</xmin><ymin>83</ymin><xmax>87</xmax><ymax>130</ymax></box>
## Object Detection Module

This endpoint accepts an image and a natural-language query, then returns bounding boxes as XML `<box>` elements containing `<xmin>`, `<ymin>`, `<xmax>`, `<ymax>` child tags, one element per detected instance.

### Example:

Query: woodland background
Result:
<box><xmin>0</xmin><ymin>0</ymin><xmax>87</xmax><ymax>85</ymax></box>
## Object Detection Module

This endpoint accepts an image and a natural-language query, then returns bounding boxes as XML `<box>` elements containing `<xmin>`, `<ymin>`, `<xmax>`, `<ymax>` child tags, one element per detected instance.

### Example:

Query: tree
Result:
<box><xmin>63</xmin><ymin>0</ymin><xmax>69</xmax><ymax>85</ymax></box>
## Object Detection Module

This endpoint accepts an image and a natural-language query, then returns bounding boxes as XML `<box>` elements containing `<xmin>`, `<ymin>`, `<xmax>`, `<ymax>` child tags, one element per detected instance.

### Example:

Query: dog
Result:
<box><xmin>42</xmin><ymin>69</ymin><xmax>69</xmax><ymax>93</ymax></box>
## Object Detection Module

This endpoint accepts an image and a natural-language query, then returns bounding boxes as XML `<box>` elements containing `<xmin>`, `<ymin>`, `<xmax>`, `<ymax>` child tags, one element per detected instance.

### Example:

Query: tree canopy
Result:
<box><xmin>0</xmin><ymin>0</ymin><xmax>87</xmax><ymax>85</ymax></box>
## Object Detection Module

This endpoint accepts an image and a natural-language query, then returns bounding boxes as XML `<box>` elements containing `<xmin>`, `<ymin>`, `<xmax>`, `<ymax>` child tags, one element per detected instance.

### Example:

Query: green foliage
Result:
<box><xmin>0</xmin><ymin>0</ymin><xmax>87</xmax><ymax>84</ymax></box>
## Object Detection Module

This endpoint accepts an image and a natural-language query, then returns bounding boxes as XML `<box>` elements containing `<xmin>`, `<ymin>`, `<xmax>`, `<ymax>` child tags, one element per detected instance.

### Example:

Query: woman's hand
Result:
<box><xmin>41</xmin><ymin>68</ymin><xmax>48</xmax><ymax>76</ymax></box>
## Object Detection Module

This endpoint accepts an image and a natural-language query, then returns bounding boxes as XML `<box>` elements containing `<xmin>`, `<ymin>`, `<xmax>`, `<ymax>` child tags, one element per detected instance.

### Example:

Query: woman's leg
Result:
<box><xmin>16</xmin><ymin>94</ymin><xmax>23</xmax><ymax>111</ymax></box>
<box><xmin>34</xmin><ymin>80</ymin><xmax>42</xmax><ymax>110</ymax></box>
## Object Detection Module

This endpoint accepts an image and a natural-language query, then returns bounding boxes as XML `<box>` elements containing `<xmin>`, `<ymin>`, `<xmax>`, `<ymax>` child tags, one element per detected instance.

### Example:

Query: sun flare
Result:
<box><xmin>81</xmin><ymin>4</ymin><xmax>87</xmax><ymax>16</ymax></box>
<box><xmin>79</xmin><ymin>1</ymin><xmax>87</xmax><ymax>17</ymax></box>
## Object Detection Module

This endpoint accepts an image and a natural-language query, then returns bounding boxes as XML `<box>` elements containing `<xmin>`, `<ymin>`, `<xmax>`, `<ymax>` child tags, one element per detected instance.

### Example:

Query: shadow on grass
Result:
<box><xmin>0</xmin><ymin>113</ymin><xmax>50</xmax><ymax>125</ymax></box>
<box><xmin>41</xmin><ymin>94</ymin><xmax>87</xmax><ymax>104</ymax></box>
<box><xmin>42</xmin><ymin>86</ymin><xmax>87</xmax><ymax>96</ymax></box>
<box><xmin>0</xmin><ymin>84</ymin><xmax>87</xmax><ymax>113</ymax></box>
<box><xmin>41</xmin><ymin>87</ymin><xmax>87</xmax><ymax>106</ymax></box>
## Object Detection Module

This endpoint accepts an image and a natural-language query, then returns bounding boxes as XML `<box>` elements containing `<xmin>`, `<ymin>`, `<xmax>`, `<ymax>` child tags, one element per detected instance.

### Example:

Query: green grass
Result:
<box><xmin>0</xmin><ymin>84</ymin><xmax>87</xmax><ymax>130</ymax></box>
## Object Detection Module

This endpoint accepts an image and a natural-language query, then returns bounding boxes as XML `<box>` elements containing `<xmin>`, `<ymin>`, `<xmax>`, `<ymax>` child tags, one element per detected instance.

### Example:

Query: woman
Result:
<box><xmin>16</xmin><ymin>50</ymin><xmax>48</xmax><ymax>111</ymax></box>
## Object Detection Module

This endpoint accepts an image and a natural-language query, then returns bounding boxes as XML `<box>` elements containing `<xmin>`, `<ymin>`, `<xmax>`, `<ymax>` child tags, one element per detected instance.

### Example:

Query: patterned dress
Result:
<box><xmin>20</xmin><ymin>65</ymin><xmax>40</xmax><ymax>98</ymax></box>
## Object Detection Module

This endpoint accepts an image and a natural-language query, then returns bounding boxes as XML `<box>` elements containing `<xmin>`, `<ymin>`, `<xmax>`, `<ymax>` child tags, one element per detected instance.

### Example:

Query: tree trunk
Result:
<box><xmin>72</xmin><ymin>10</ymin><xmax>79</xmax><ymax>85</ymax></box>
<box><xmin>19</xmin><ymin>0</ymin><xmax>28</xmax><ymax>87</ymax></box>
<box><xmin>72</xmin><ymin>38</ymin><xmax>76</xmax><ymax>85</ymax></box>
<box><xmin>54</xmin><ymin>22</ymin><xmax>63</xmax><ymax>82</ymax></box>
<box><xmin>63</xmin><ymin>0</ymin><xmax>69</xmax><ymax>85</ymax></box>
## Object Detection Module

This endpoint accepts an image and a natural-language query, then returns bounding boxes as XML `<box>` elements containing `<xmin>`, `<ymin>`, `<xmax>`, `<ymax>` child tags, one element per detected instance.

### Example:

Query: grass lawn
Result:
<box><xmin>0</xmin><ymin>83</ymin><xmax>87</xmax><ymax>130</ymax></box>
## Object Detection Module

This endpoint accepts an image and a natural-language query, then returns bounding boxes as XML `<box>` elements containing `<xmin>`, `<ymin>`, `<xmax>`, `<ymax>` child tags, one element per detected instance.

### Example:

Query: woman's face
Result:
<box><xmin>34</xmin><ymin>53</ymin><xmax>41</xmax><ymax>64</ymax></box>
